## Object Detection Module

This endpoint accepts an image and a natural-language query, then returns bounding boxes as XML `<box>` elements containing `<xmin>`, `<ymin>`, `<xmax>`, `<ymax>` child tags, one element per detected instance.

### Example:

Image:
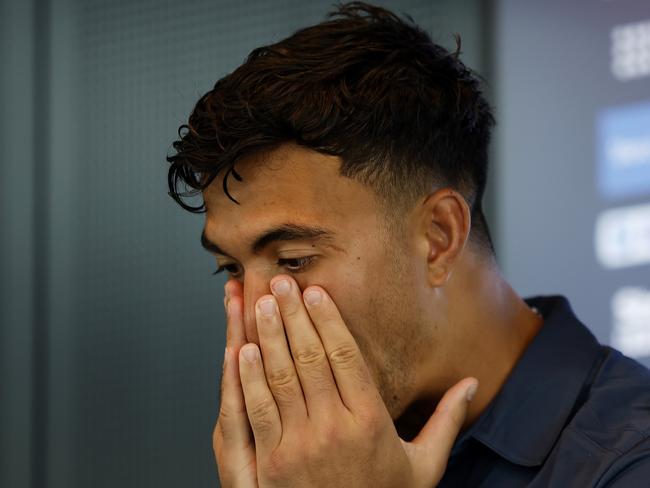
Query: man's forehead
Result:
<box><xmin>203</xmin><ymin>143</ymin><xmax>343</xmax><ymax>211</ymax></box>
<box><xmin>202</xmin><ymin>143</ymin><xmax>382</xmax><ymax>223</ymax></box>
<box><xmin>201</xmin><ymin>142</ymin><xmax>383</xmax><ymax>255</ymax></box>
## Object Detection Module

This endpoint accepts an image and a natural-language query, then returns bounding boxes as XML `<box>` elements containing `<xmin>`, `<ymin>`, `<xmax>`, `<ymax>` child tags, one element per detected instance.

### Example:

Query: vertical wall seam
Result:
<box><xmin>32</xmin><ymin>0</ymin><xmax>50</xmax><ymax>486</ymax></box>
<box><xmin>481</xmin><ymin>0</ymin><xmax>499</xmax><ymax>260</ymax></box>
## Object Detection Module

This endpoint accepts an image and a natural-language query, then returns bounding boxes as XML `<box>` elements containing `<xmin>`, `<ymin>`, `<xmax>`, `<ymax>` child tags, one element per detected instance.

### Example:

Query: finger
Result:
<box><xmin>269</xmin><ymin>276</ymin><xmax>340</xmax><ymax>415</ymax></box>
<box><xmin>214</xmin><ymin>291</ymin><xmax>255</xmax><ymax>470</ymax></box>
<box><xmin>302</xmin><ymin>285</ymin><xmax>380</xmax><ymax>412</ymax></box>
<box><xmin>405</xmin><ymin>378</ymin><xmax>478</xmax><ymax>486</ymax></box>
<box><xmin>220</xmin><ymin>279</ymin><xmax>247</xmax><ymax>421</ymax></box>
<box><xmin>255</xmin><ymin>294</ymin><xmax>308</xmax><ymax>426</ymax></box>
<box><xmin>213</xmin><ymin>345</ymin><xmax>256</xmax><ymax>483</ymax></box>
<box><xmin>239</xmin><ymin>343</ymin><xmax>282</xmax><ymax>454</ymax></box>
<box><xmin>220</xmin><ymin>293</ymin><xmax>247</xmax><ymax>407</ymax></box>
<box><xmin>224</xmin><ymin>279</ymin><xmax>246</xmax><ymax>347</ymax></box>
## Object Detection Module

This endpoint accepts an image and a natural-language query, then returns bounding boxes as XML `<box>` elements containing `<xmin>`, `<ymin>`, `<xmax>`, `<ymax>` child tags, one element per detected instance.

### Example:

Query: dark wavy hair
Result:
<box><xmin>167</xmin><ymin>1</ymin><xmax>496</xmax><ymax>255</ymax></box>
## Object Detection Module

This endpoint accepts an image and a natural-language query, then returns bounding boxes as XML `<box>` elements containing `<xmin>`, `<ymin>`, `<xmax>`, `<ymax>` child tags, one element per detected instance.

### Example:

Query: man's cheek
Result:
<box><xmin>339</xmin><ymin>315</ymin><xmax>378</xmax><ymax>379</ymax></box>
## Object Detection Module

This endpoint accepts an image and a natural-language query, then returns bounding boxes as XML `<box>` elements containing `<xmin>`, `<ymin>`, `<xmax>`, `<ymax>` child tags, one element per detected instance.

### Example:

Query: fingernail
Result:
<box><xmin>259</xmin><ymin>298</ymin><xmax>277</xmax><ymax>317</ymax></box>
<box><xmin>271</xmin><ymin>279</ymin><xmax>290</xmax><ymax>296</ymax></box>
<box><xmin>304</xmin><ymin>289</ymin><xmax>322</xmax><ymax>306</ymax></box>
<box><xmin>242</xmin><ymin>345</ymin><xmax>259</xmax><ymax>363</ymax></box>
<box><xmin>466</xmin><ymin>381</ymin><xmax>479</xmax><ymax>402</ymax></box>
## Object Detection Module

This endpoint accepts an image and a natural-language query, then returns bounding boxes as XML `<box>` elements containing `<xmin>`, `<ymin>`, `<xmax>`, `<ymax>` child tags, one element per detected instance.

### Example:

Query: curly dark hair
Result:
<box><xmin>167</xmin><ymin>1</ymin><xmax>496</xmax><ymax>255</ymax></box>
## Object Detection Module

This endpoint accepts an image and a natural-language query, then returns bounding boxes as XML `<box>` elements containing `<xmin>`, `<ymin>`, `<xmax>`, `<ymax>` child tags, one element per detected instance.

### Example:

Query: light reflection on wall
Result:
<box><xmin>600</xmin><ymin>20</ymin><xmax>650</xmax><ymax>359</ymax></box>
<box><xmin>496</xmin><ymin>0</ymin><xmax>650</xmax><ymax>367</ymax></box>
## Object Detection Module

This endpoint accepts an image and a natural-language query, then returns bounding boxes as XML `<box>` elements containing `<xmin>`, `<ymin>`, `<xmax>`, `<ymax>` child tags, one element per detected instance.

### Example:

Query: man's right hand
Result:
<box><xmin>213</xmin><ymin>279</ymin><xmax>258</xmax><ymax>487</ymax></box>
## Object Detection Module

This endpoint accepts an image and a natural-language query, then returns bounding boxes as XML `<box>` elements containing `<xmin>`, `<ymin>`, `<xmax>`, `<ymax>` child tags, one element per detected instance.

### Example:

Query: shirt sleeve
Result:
<box><xmin>598</xmin><ymin>438</ymin><xmax>650</xmax><ymax>487</ymax></box>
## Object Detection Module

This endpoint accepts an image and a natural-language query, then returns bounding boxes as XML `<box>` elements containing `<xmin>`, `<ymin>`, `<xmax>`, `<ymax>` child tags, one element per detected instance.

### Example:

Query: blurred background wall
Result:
<box><xmin>1</xmin><ymin>1</ymin><xmax>648</xmax><ymax>487</ymax></box>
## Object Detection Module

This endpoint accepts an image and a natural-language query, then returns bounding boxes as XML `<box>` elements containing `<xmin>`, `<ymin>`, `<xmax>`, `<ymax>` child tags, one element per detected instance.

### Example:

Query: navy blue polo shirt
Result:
<box><xmin>438</xmin><ymin>295</ymin><xmax>650</xmax><ymax>487</ymax></box>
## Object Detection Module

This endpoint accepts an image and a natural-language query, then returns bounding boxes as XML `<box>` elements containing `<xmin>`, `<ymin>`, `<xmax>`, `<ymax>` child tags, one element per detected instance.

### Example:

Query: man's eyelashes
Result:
<box><xmin>212</xmin><ymin>256</ymin><xmax>316</xmax><ymax>278</ymax></box>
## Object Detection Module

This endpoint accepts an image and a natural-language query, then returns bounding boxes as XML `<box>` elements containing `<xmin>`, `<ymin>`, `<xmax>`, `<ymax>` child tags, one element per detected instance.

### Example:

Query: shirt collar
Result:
<box><xmin>451</xmin><ymin>295</ymin><xmax>603</xmax><ymax>466</ymax></box>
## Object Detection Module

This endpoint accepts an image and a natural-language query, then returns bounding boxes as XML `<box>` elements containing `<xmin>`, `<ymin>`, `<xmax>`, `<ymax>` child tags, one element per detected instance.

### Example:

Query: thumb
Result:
<box><xmin>402</xmin><ymin>377</ymin><xmax>479</xmax><ymax>487</ymax></box>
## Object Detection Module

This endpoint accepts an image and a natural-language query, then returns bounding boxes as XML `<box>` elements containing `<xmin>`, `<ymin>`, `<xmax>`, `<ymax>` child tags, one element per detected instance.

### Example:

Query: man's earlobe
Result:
<box><xmin>429</xmin><ymin>264</ymin><xmax>451</xmax><ymax>287</ymax></box>
<box><xmin>422</xmin><ymin>188</ymin><xmax>471</xmax><ymax>288</ymax></box>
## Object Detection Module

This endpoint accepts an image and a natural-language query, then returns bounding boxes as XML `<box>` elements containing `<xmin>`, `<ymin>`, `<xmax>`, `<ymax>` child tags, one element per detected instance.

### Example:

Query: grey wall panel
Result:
<box><xmin>493</xmin><ymin>0</ymin><xmax>650</xmax><ymax>366</ymax></box>
<box><xmin>0</xmin><ymin>0</ymin><xmax>35</xmax><ymax>487</ymax></box>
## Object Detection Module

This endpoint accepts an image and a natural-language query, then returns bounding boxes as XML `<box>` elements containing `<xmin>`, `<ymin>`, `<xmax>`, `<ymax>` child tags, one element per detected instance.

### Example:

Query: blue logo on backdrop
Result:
<box><xmin>597</xmin><ymin>100</ymin><xmax>650</xmax><ymax>200</ymax></box>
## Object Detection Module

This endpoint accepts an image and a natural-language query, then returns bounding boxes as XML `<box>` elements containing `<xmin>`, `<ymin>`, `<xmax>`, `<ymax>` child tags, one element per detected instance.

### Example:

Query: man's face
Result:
<box><xmin>202</xmin><ymin>142</ymin><xmax>436</xmax><ymax>418</ymax></box>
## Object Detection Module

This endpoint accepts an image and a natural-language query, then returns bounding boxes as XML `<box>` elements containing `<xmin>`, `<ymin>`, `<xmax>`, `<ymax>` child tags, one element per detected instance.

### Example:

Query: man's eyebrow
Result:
<box><xmin>201</xmin><ymin>230</ymin><xmax>227</xmax><ymax>256</ymax></box>
<box><xmin>200</xmin><ymin>223</ymin><xmax>336</xmax><ymax>257</ymax></box>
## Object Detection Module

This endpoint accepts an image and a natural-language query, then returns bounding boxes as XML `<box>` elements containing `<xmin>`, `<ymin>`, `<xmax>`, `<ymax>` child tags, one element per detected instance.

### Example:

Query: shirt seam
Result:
<box><xmin>585</xmin><ymin>403</ymin><xmax>650</xmax><ymax>438</ymax></box>
<box><xmin>594</xmin><ymin>435</ymin><xmax>650</xmax><ymax>487</ymax></box>
<box><xmin>565</xmin><ymin>425</ymin><xmax>623</xmax><ymax>456</ymax></box>
<box><xmin>566</xmin><ymin>421</ymin><xmax>650</xmax><ymax>458</ymax></box>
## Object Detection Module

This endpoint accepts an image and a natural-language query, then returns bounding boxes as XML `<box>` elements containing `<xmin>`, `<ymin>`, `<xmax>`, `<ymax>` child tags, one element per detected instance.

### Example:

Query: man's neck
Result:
<box><xmin>458</xmin><ymin>276</ymin><xmax>543</xmax><ymax>431</ymax></box>
<box><xmin>395</xmin><ymin>255</ymin><xmax>544</xmax><ymax>440</ymax></box>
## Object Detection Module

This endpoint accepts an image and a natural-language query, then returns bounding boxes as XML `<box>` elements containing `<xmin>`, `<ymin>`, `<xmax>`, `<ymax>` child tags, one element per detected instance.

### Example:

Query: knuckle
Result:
<box><xmin>249</xmin><ymin>398</ymin><xmax>277</xmax><ymax>433</ymax></box>
<box><xmin>212</xmin><ymin>421</ymin><xmax>222</xmax><ymax>451</ymax></box>
<box><xmin>310</xmin><ymin>420</ymin><xmax>351</xmax><ymax>461</ymax></box>
<box><xmin>217</xmin><ymin>403</ymin><xmax>242</xmax><ymax>434</ymax></box>
<box><xmin>357</xmin><ymin>407</ymin><xmax>382</xmax><ymax>434</ymax></box>
<box><xmin>295</xmin><ymin>344</ymin><xmax>327</xmax><ymax>367</ymax></box>
<box><xmin>318</xmin><ymin>420</ymin><xmax>341</xmax><ymax>445</ymax></box>
<box><xmin>212</xmin><ymin>426</ymin><xmax>230</xmax><ymax>473</ymax></box>
<box><xmin>215</xmin><ymin>418</ymin><xmax>236</xmax><ymax>444</ymax></box>
<box><xmin>251</xmin><ymin>415</ymin><xmax>276</xmax><ymax>436</ymax></box>
<box><xmin>265</xmin><ymin>450</ymin><xmax>292</xmax><ymax>482</ymax></box>
<box><xmin>267</xmin><ymin>368</ymin><xmax>300</xmax><ymax>403</ymax></box>
<box><xmin>267</xmin><ymin>367</ymin><xmax>297</xmax><ymax>389</ymax></box>
<box><xmin>327</xmin><ymin>343</ymin><xmax>359</xmax><ymax>367</ymax></box>
<box><xmin>250</xmin><ymin>397</ymin><xmax>276</xmax><ymax>418</ymax></box>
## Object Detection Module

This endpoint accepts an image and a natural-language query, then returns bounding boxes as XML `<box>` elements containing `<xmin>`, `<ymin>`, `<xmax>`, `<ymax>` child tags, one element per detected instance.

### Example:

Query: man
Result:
<box><xmin>166</xmin><ymin>2</ymin><xmax>650</xmax><ymax>486</ymax></box>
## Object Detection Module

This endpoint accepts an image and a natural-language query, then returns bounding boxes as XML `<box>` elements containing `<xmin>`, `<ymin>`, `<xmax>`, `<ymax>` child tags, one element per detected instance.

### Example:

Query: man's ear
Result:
<box><xmin>417</xmin><ymin>188</ymin><xmax>471</xmax><ymax>287</ymax></box>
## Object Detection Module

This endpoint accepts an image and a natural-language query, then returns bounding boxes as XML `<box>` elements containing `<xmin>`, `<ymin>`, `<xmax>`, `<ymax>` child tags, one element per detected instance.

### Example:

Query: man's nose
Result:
<box><xmin>242</xmin><ymin>272</ymin><xmax>272</xmax><ymax>346</ymax></box>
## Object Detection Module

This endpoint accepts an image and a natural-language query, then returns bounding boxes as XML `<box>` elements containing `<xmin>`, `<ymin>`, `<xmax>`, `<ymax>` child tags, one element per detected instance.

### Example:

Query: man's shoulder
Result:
<box><xmin>577</xmin><ymin>347</ymin><xmax>650</xmax><ymax>442</ymax></box>
<box><xmin>570</xmin><ymin>347</ymin><xmax>650</xmax><ymax>486</ymax></box>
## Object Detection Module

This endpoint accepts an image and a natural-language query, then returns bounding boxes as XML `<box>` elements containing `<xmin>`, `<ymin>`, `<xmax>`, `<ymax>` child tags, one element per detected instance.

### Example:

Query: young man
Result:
<box><xmin>167</xmin><ymin>2</ymin><xmax>650</xmax><ymax>486</ymax></box>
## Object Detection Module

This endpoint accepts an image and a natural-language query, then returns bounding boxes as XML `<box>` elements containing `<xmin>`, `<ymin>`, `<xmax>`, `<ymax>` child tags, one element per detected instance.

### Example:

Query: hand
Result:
<box><xmin>213</xmin><ymin>278</ymin><xmax>258</xmax><ymax>487</ymax></box>
<box><xmin>213</xmin><ymin>276</ymin><xmax>479</xmax><ymax>488</ymax></box>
